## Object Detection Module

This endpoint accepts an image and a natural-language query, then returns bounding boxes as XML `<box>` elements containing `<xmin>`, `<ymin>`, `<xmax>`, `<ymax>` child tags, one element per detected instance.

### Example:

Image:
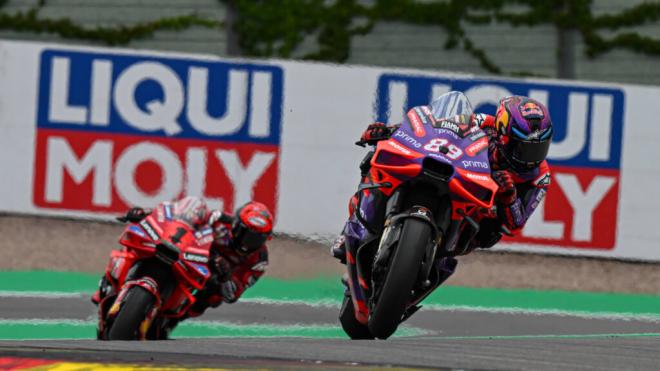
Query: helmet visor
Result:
<box><xmin>235</xmin><ymin>225</ymin><xmax>268</xmax><ymax>253</ymax></box>
<box><xmin>506</xmin><ymin>136</ymin><xmax>551</xmax><ymax>167</ymax></box>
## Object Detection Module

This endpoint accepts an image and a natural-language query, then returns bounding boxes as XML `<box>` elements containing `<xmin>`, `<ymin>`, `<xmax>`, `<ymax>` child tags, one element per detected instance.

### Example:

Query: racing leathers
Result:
<box><xmin>189</xmin><ymin>214</ymin><xmax>269</xmax><ymax>316</ymax></box>
<box><xmin>471</xmin><ymin>112</ymin><xmax>551</xmax><ymax>248</ymax></box>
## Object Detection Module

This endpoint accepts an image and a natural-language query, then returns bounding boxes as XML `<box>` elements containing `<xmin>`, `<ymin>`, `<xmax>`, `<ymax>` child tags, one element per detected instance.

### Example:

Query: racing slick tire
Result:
<box><xmin>368</xmin><ymin>218</ymin><xmax>430</xmax><ymax>339</ymax></box>
<box><xmin>107</xmin><ymin>286</ymin><xmax>155</xmax><ymax>340</ymax></box>
<box><xmin>339</xmin><ymin>294</ymin><xmax>374</xmax><ymax>340</ymax></box>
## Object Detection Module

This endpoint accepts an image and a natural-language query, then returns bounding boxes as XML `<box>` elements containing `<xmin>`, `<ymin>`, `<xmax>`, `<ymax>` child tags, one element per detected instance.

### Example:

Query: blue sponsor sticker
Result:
<box><xmin>128</xmin><ymin>225</ymin><xmax>146</xmax><ymax>237</ymax></box>
<box><xmin>200</xmin><ymin>226</ymin><xmax>213</xmax><ymax>236</ymax></box>
<box><xmin>192</xmin><ymin>263</ymin><xmax>209</xmax><ymax>276</ymax></box>
<box><xmin>164</xmin><ymin>204</ymin><xmax>172</xmax><ymax>220</ymax></box>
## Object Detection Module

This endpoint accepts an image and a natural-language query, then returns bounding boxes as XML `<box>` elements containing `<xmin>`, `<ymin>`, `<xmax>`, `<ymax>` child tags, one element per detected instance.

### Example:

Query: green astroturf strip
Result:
<box><xmin>3</xmin><ymin>271</ymin><xmax>660</xmax><ymax>316</ymax></box>
<box><xmin>0</xmin><ymin>271</ymin><xmax>99</xmax><ymax>293</ymax></box>
<box><xmin>0</xmin><ymin>321</ymin><xmax>93</xmax><ymax>340</ymax></box>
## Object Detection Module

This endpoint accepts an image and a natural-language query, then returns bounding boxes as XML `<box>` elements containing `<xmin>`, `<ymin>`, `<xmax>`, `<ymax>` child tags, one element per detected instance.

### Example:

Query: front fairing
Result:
<box><xmin>373</xmin><ymin>104</ymin><xmax>496</xmax><ymax>208</ymax></box>
<box><xmin>115</xmin><ymin>208</ymin><xmax>213</xmax><ymax>291</ymax></box>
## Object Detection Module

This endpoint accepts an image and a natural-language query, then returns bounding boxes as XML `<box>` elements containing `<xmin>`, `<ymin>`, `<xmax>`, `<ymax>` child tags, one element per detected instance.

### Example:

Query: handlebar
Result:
<box><xmin>355</xmin><ymin>136</ymin><xmax>391</xmax><ymax>148</ymax></box>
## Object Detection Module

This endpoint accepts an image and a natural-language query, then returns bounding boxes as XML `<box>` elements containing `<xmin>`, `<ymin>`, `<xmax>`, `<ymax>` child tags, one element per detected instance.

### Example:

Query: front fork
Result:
<box><xmin>345</xmin><ymin>205</ymin><xmax>455</xmax><ymax>325</ymax></box>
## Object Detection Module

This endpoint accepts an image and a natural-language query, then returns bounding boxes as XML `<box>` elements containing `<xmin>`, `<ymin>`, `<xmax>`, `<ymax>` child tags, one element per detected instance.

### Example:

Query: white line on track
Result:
<box><xmin>0</xmin><ymin>291</ymin><xmax>84</xmax><ymax>298</ymax></box>
<box><xmin>5</xmin><ymin>292</ymin><xmax>660</xmax><ymax>324</ymax></box>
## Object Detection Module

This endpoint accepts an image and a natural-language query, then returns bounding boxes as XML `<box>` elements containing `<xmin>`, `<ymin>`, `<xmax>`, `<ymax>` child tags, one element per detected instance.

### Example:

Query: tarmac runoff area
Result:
<box><xmin>2</xmin><ymin>272</ymin><xmax>660</xmax><ymax>369</ymax></box>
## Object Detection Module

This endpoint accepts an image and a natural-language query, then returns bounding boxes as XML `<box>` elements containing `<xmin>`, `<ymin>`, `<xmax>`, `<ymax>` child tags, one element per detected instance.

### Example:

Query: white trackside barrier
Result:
<box><xmin>1</xmin><ymin>40</ymin><xmax>659</xmax><ymax>261</ymax></box>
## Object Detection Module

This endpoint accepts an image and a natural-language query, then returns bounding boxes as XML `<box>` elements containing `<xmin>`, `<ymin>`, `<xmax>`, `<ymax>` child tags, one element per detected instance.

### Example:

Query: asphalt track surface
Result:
<box><xmin>3</xmin><ymin>295</ymin><xmax>660</xmax><ymax>370</ymax></box>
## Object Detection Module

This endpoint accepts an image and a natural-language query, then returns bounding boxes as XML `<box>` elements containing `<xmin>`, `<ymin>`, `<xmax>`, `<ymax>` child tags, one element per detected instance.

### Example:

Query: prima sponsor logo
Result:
<box><xmin>436</xmin><ymin>128</ymin><xmax>460</xmax><ymax>140</ymax></box>
<box><xmin>393</xmin><ymin>130</ymin><xmax>422</xmax><ymax>148</ymax></box>
<box><xmin>462</xmin><ymin>160</ymin><xmax>489</xmax><ymax>169</ymax></box>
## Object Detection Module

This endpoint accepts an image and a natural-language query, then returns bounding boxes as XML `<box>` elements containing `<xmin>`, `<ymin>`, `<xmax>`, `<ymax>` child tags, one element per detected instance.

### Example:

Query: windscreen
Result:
<box><xmin>429</xmin><ymin>91</ymin><xmax>474</xmax><ymax>120</ymax></box>
<box><xmin>171</xmin><ymin>196</ymin><xmax>208</xmax><ymax>228</ymax></box>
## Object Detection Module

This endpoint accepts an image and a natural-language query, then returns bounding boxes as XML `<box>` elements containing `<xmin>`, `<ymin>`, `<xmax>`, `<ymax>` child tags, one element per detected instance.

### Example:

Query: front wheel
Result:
<box><xmin>106</xmin><ymin>286</ymin><xmax>155</xmax><ymax>340</ymax></box>
<box><xmin>368</xmin><ymin>218</ymin><xmax>431</xmax><ymax>339</ymax></box>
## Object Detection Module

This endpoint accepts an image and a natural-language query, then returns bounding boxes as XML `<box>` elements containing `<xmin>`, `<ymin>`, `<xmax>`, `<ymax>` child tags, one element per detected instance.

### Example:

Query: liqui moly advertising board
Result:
<box><xmin>2</xmin><ymin>40</ymin><xmax>660</xmax><ymax>261</ymax></box>
<box><xmin>376</xmin><ymin>75</ymin><xmax>624</xmax><ymax>251</ymax></box>
<box><xmin>32</xmin><ymin>50</ymin><xmax>283</xmax><ymax>215</ymax></box>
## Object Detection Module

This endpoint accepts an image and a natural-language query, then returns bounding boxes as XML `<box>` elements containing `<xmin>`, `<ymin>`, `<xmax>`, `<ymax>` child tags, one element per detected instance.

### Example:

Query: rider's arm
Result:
<box><xmin>220</xmin><ymin>246</ymin><xmax>269</xmax><ymax>304</ymax></box>
<box><xmin>208</xmin><ymin>210</ymin><xmax>234</xmax><ymax>226</ymax></box>
<box><xmin>498</xmin><ymin>163</ymin><xmax>551</xmax><ymax>231</ymax></box>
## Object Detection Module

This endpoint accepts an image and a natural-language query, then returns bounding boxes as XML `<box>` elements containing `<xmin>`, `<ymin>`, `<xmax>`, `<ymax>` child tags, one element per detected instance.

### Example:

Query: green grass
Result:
<box><xmin>3</xmin><ymin>271</ymin><xmax>660</xmax><ymax>317</ymax></box>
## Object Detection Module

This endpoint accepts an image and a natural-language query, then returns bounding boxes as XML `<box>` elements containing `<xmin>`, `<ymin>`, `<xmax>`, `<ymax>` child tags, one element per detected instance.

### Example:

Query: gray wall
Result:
<box><xmin>1</xmin><ymin>0</ymin><xmax>658</xmax><ymax>85</ymax></box>
<box><xmin>348</xmin><ymin>21</ymin><xmax>557</xmax><ymax>78</ymax></box>
<box><xmin>576</xmin><ymin>0</ymin><xmax>660</xmax><ymax>85</ymax></box>
<box><xmin>0</xmin><ymin>0</ymin><xmax>228</xmax><ymax>56</ymax></box>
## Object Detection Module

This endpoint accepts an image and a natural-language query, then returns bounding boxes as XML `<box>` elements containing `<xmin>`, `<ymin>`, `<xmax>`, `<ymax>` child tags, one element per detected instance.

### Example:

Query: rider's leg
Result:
<box><xmin>332</xmin><ymin>150</ymin><xmax>374</xmax><ymax>263</ymax></box>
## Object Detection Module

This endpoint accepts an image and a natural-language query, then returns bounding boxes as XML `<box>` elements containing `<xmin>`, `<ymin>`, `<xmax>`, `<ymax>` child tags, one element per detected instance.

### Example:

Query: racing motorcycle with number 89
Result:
<box><xmin>339</xmin><ymin>91</ymin><xmax>509</xmax><ymax>339</ymax></box>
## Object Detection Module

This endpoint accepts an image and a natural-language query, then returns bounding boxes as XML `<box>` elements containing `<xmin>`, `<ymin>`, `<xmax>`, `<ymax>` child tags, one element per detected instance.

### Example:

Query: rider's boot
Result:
<box><xmin>91</xmin><ymin>275</ymin><xmax>112</xmax><ymax>305</ymax></box>
<box><xmin>332</xmin><ymin>191</ymin><xmax>361</xmax><ymax>264</ymax></box>
<box><xmin>332</xmin><ymin>153</ymin><xmax>375</xmax><ymax>265</ymax></box>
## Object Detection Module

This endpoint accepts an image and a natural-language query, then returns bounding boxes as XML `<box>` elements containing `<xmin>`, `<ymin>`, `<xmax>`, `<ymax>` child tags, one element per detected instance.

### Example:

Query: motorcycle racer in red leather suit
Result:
<box><xmin>93</xmin><ymin>196</ymin><xmax>273</xmax><ymax>329</ymax></box>
<box><xmin>333</xmin><ymin>95</ymin><xmax>553</xmax><ymax>260</ymax></box>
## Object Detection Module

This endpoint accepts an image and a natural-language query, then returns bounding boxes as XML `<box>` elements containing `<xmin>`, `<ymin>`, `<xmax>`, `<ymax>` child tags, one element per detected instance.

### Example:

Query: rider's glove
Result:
<box><xmin>493</xmin><ymin>171</ymin><xmax>517</xmax><ymax>205</ymax></box>
<box><xmin>116</xmin><ymin>207</ymin><xmax>148</xmax><ymax>223</ymax></box>
<box><xmin>208</xmin><ymin>210</ymin><xmax>233</xmax><ymax>227</ymax></box>
<box><xmin>220</xmin><ymin>280</ymin><xmax>238</xmax><ymax>303</ymax></box>
<box><xmin>214</xmin><ymin>256</ymin><xmax>233</xmax><ymax>283</ymax></box>
<box><xmin>208</xmin><ymin>256</ymin><xmax>238</xmax><ymax>304</ymax></box>
<box><xmin>360</xmin><ymin>122</ymin><xmax>391</xmax><ymax>144</ymax></box>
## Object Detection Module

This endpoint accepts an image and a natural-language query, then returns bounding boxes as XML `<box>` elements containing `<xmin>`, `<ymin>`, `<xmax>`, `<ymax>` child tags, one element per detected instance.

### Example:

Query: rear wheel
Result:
<box><xmin>339</xmin><ymin>294</ymin><xmax>374</xmax><ymax>340</ymax></box>
<box><xmin>107</xmin><ymin>286</ymin><xmax>155</xmax><ymax>340</ymax></box>
<box><xmin>368</xmin><ymin>218</ymin><xmax>431</xmax><ymax>339</ymax></box>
